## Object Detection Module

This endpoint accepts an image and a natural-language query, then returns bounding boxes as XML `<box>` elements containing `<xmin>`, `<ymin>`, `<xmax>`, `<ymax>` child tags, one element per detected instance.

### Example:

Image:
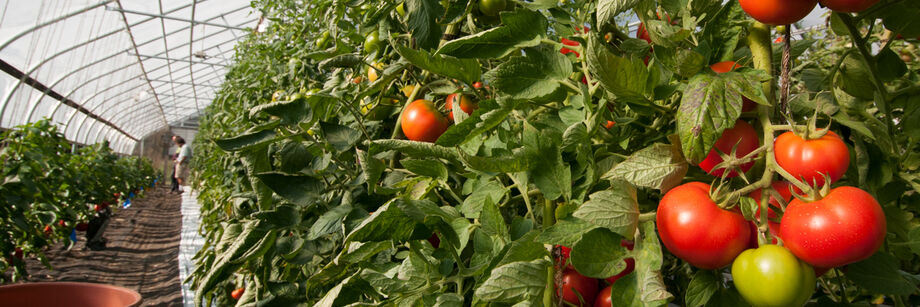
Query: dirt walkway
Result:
<box><xmin>25</xmin><ymin>185</ymin><xmax>183</xmax><ymax>306</ymax></box>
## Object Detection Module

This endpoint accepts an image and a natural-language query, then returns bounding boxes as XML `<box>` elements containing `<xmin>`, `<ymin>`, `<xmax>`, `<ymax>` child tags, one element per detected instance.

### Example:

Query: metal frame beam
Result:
<box><xmin>128</xmin><ymin>52</ymin><xmax>227</xmax><ymax>67</ymax></box>
<box><xmin>105</xmin><ymin>6</ymin><xmax>249</xmax><ymax>31</ymax></box>
<box><xmin>0</xmin><ymin>58</ymin><xmax>138</xmax><ymax>141</ymax></box>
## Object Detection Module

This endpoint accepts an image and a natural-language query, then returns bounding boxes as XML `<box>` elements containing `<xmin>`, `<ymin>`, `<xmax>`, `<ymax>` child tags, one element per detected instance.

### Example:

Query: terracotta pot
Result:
<box><xmin>0</xmin><ymin>282</ymin><xmax>141</xmax><ymax>307</ymax></box>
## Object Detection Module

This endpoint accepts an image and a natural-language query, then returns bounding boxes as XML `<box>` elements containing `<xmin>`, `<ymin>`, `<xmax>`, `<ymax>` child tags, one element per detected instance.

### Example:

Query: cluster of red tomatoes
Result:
<box><xmin>658</xmin><ymin>121</ymin><xmax>886</xmax><ymax>305</ymax></box>
<box><xmin>554</xmin><ymin>242</ymin><xmax>635</xmax><ymax>307</ymax></box>
<box><xmin>399</xmin><ymin>91</ymin><xmax>479</xmax><ymax>143</ymax></box>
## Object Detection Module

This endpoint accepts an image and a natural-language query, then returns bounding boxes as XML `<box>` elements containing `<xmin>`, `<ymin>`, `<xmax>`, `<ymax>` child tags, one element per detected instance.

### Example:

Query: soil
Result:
<box><xmin>24</xmin><ymin>185</ymin><xmax>184</xmax><ymax>306</ymax></box>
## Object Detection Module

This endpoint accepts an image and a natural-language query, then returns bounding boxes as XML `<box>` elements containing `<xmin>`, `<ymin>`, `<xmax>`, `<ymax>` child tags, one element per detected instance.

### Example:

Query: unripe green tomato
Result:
<box><xmin>288</xmin><ymin>93</ymin><xmax>306</xmax><ymax>101</ymax></box>
<box><xmin>479</xmin><ymin>0</ymin><xmax>507</xmax><ymax>16</ymax></box>
<box><xmin>364</xmin><ymin>31</ymin><xmax>382</xmax><ymax>53</ymax></box>
<box><xmin>315</xmin><ymin>31</ymin><xmax>331</xmax><ymax>48</ymax></box>
<box><xmin>731</xmin><ymin>245</ymin><xmax>815</xmax><ymax>307</ymax></box>
<box><xmin>271</xmin><ymin>90</ymin><xmax>286</xmax><ymax>102</ymax></box>
<box><xmin>396</xmin><ymin>3</ymin><xmax>406</xmax><ymax>17</ymax></box>
<box><xmin>775</xmin><ymin>25</ymin><xmax>787</xmax><ymax>33</ymax></box>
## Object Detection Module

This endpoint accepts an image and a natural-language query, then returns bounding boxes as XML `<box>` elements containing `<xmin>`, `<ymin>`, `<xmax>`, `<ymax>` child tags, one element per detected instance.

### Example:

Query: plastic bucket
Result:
<box><xmin>0</xmin><ymin>282</ymin><xmax>142</xmax><ymax>307</ymax></box>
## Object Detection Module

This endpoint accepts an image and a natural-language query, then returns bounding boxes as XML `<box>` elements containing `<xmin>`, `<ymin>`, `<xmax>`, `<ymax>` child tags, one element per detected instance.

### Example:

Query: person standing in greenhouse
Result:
<box><xmin>174</xmin><ymin>136</ymin><xmax>192</xmax><ymax>194</ymax></box>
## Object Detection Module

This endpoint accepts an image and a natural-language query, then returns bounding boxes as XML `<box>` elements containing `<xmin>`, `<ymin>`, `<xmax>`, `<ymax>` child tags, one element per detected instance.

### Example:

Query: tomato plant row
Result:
<box><xmin>0</xmin><ymin>119</ymin><xmax>157</xmax><ymax>282</ymax></box>
<box><xmin>188</xmin><ymin>0</ymin><xmax>920</xmax><ymax>306</ymax></box>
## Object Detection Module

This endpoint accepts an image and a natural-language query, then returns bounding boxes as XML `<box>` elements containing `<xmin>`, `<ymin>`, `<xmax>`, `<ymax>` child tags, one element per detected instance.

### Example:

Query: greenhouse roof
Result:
<box><xmin>0</xmin><ymin>0</ymin><xmax>261</xmax><ymax>153</ymax></box>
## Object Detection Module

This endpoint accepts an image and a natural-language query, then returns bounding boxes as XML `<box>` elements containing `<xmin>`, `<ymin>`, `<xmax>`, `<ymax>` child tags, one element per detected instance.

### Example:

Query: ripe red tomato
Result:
<box><xmin>819</xmin><ymin>0</ymin><xmax>878</xmax><ymax>13</ymax></box>
<box><xmin>427</xmin><ymin>234</ymin><xmax>440</xmax><ymax>248</ymax></box>
<box><xmin>43</xmin><ymin>225</ymin><xmax>52</xmax><ymax>234</ymax></box>
<box><xmin>774</xmin><ymin>130</ymin><xmax>849</xmax><ymax>187</ymax></box>
<box><xmin>747</xmin><ymin>181</ymin><xmax>792</xmax><ymax>246</ymax></box>
<box><xmin>446</xmin><ymin>93</ymin><xmax>478</xmax><ymax>120</ymax></box>
<box><xmin>400</xmin><ymin>99</ymin><xmax>450</xmax><ymax>143</ymax></box>
<box><xmin>58</xmin><ymin>220</ymin><xmax>66</xmax><ymax>227</ymax></box>
<box><xmin>739</xmin><ymin>0</ymin><xmax>817</xmax><ymax>25</ymax></box>
<box><xmin>231</xmin><ymin>287</ymin><xmax>245</xmax><ymax>300</ymax></box>
<box><xmin>558</xmin><ymin>269</ymin><xmax>599</xmax><ymax>306</ymax></box>
<box><xmin>560</xmin><ymin>38</ymin><xmax>581</xmax><ymax>57</ymax></box>
<box><xmin>698</xmin><ymin>120</ymin><xmax>760</xmax><ymax>178</ymax></box>
<box><xmin>594</xmin><ymin>285</ymin><xmax>612</xmax><ymax>307</ymax></box>
<box><xmin>604</xmin><ymin>121</ymin><xmax>616</xmax><ymax>129</ymax></box>
<box><xmin>710</xmin><ymin>61</ymin><xmax>756</xmax><ymax>112</ymax></box>
<box><xmin>657</xmin><ymin>182</ymin><xmax>751</xmax><ymax>269</ymax></box>
<box><xmin>780</xmin><ymin>186</ymin><xmax>886</xmax><ymax>268</ymax></box>
<box><xmin>637</xmin><ymin>22</ymin><xmax>651</xmax><ymax>44</ymax></box>
<box><xmin>473</xmin><ymin>81</ymin><xmax>483</xmax><ymax>89</ymax></box>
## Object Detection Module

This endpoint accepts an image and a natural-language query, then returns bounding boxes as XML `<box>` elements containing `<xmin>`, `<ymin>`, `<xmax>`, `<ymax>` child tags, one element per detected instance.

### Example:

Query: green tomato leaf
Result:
<box><xmin>586</xmin><ymin>35</ymin><xmax>650</xmax><ymax>103</ymax></box>
<box><xmin>308</xmin><ymin>204</ymin><xmax>353</xmax><ymax>240</ymax></box>
<box><xmin>634</xmin><ymin>220</ymin><xmax>673</xmax><ymax>304</ymax></box>
<box><xmin>249</xmin><ymin>97</ymin><xmax>313</xmax><ymax>125</ymax></box>
<box><xmin>484</xmin><ymin>46</ymin><xmax>572</xmax><ymax>101</ymax></box>
<box><xmin>603</xmin><ymin>143</ymin><xmax>688</xmax><ymax>192</ymax></box>
<box><xmin>461</xmin><ymin>179</ymin><xmax>506</xmax><ymax>219</ymax></box>
<box><xmin>474</xmin><ymin>259</ymin><xmax>549</xmax><ymax>303</ymax></box>
<box><xmin>523</xmin><ymin>123</ymin><xmax>571</xmax><ymax>201</ymax></box>
<box><xmin>214</xmin><ymin>129</ymin><xmax>277</xmax><ymax>152</ymax></box>
<box><xmin>847</xmin><ymin>252</ymin><xmax>919</xmax><ymax>295</ymax></box>
<box><xmin>572</xmin><ymin>183</ymin><xmax>640</xmax><ymax>239</ymax></box>
<box><xmin>394</xmin><ymin>44</ymin><xmax>482</xmax><ymax>85</ymax></box>
<box><xmin>677</xmin><ymin>71</ymin><xmax>766</xmax><ymax>164</ymax></box>
<box><xmin>369</xmin><ymin>139</ymin><xmax>461</xmax><ymax>163</ymax></box>
<box><xmin>536</xmin><ymin>217</ymin><xmax>599</xmax><ymax>247</ymax></box>
<box><xmin>401</xmin><ymin>159</ymin><xmax>449</xmax><ymax>181</ymax></box>
<box><xmin>320</xmin><ymin>122</ymin><xmax>361</xmax><ymax>152</ymax></box>
<box><xmin>346</xmin><ymin>200</ymin><xmax>419</xmax><ymax>243</ymax></box>
<box><xmin>685</xmin><ymin>270</ymin><xmax>720</xmax><ymax>307</ymax></box>
<box><xmin>437</xmin><ymin>102</ymin><xmax>511</xmax><ymax>147</ymax></box>
<box><xmin>405</xmin><ymin>0</ymin><xmax>443</xmax><ymax>50</ymax></box>
<box><xmin>438</xmin><ymin>10</ymin><xmax>547</xmax><ymax>59</ymax></box>
<box><xmin>255</xmin><ymin>172</ymin><xmax>324</xmax><ymax>207</ymax></box>
<box><xmin>570</xmin><ymin>228</ymin><xmax>629</xmax><ymax>278</ymax></box>
<box><xmin>597</xmin><ymin>0</ymin><xmax>642</xmax><ymax>29</ymax></box>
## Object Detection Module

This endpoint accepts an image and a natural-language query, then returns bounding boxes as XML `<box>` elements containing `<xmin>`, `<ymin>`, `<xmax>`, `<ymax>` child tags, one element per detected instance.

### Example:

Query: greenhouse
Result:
<box><xmin>1</xmin><ymin>0</ymin><xmax>919</xmax><ymax>306</ymax></box>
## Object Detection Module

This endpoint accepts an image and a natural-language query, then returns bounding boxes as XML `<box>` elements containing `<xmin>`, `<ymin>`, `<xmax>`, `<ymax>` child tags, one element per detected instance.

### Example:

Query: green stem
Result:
<box><xmin>543</xmin><ymin>199</ymin><xmax>556</xmax><ymax>307</ymax></box>
<box><xmin>747</xmin><ymin>22</ymin><xmax>775</xmax><ymax>104</ymax></box>
<box><xmin>837</xmin><ymin>13</ymin><xmax>893</xmax><ymax>130</ymax></box>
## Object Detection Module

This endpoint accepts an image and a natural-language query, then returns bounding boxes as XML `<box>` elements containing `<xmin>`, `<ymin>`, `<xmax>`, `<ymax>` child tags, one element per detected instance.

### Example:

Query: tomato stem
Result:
<box><xmin>837</xmin><ymin>13</ymin><xmax>893</xmax><ymax>130</ymax></box>
<box><xmin>543</xmin><ymin>198</ymin><xmax>556</xmax><ymax>307</ymax></box>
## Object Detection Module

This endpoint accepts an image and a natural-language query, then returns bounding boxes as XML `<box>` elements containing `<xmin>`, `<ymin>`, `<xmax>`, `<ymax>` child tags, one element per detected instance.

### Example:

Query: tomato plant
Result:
<box><xmin>0</xmin><ymin>120</ymin><xmax>155</xmax><ymax>282</ymax></box>
<box><xmin>731</xmin><ymin>245</ymin><xmax>816</xmax><ymax>307</ymax></box>
<box><xmin>186</xmin><ymin>0</ymin><xmax>920</xmax><ymax>305</ymax></box>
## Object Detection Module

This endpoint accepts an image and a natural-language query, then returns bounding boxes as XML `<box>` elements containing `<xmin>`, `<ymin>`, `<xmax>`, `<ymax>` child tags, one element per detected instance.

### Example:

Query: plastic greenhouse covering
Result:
<box><xmin>0</xmin><ymin>0</ymin><xmax>261</xmax><ymax>154</ymax></box>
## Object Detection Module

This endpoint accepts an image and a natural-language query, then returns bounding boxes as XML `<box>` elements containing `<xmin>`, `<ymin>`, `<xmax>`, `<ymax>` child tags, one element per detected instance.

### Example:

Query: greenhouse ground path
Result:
<box><xmin>25</xmin><ymin>185</ymin><xmax>188</xmax><ymax>306</ymax></box>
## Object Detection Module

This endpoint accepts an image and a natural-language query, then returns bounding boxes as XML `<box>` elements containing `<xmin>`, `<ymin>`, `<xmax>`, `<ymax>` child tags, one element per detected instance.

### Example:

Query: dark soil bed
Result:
<box><xmin>24</xmin><ymin>185</ymin><xmax>184</xmax><ymax>306</ymax></box>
